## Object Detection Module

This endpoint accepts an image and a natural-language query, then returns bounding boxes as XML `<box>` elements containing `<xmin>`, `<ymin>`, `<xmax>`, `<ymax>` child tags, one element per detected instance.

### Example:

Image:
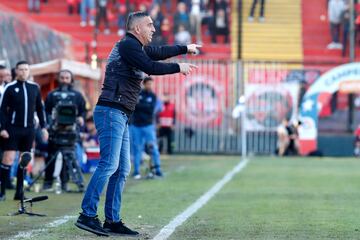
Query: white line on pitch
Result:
<box><xmin>10</xmin><ymin>215</ymin><xmax>76</xmax><ymax>240</ymax></box>
<box><xmin>153</xmin><ymin>158</ymin><xmax>249</xmax><ymax>240</ymax></box>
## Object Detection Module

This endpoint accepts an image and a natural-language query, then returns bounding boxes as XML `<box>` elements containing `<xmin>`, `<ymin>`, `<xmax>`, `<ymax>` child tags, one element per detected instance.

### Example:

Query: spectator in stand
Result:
<box><xmin>327</xmin><ymin>0</ymin><xmax>347</xmax><ymax>49</ymax></box>
<box><xmin>157</xmin><ymin>93</ymin><xmax>176</xmax><ymax>155</ymax></box>
<box><xmin>153</xmin><ymin>0</ymin><xmax>171</xmax><ymax>12</ymax></box>
<box><xmin>28</xmin><ymin>0</ymin><xmax>41</xmax><ymax>13</ymax></box>
<box><xmin>175</xmin><ymin>24</ymin><xmax>192</xmax><ymax>46</ymax></box>
<box><xmin>161</xmin><ymin>17</ymin><xmax>170</xmax><ymax>44</ymax></box>
<box><xmin>149</xmin><ymin>4</ymin><xmax>164</xmax><ymax>45</ymax></box>
<box><xmin>80</xmin><ymin>0</ymin><xmax>96</xmax><ymax>27</ymax></box>
<box><xmin>190</xmin><ymin>0</ymin><xmax>203</xmax><ymax>44</ymax></box>
<box><xmin>116</xmin><ymin>0</ymin><xmax>127</xmax><ymax>36</ymax></box>
<box><xmin>248</xmin><ymin>0</ymin><xmax>265</xmax><ymax>22</ymax></box>
<box><xmin>173</xmin><ymin>2</ymin><xmax>191</xmax><ymax>34</ymax></box>
<box><xmin>211</xmin><ymin>0</ymin><xmax>229</xmax><ymax>43</ymax></box>
<box><xmin>67</xmin><ymin>0</ymin><xmax>79</xmax><ymax>15</ymax></box>
<box><xmin>95</xmin><ymin>0</ymin><xmax>110</xmax><ymax>34</ymax></box>
<box><xmin>341</xmin><ymin>9</ymin><xmax>350</xmax><ymax>56</ymax></box>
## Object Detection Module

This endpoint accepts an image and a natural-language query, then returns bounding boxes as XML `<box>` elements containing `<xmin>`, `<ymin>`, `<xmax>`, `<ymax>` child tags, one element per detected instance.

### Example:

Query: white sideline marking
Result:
<box><xmin>10</xmin><ymin>215</ymin><xmax>76</xmax><ymax>240</ymax></box>
<box><xmin>153</xmin><ymin>158</ymin><xmax>249</xmax><ymax>240</ymax></box>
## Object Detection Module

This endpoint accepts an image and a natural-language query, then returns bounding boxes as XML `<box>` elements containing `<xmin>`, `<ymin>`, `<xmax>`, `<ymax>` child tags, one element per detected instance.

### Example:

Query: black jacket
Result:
<box><xmin>0</xmin><ymin>80</ymin><xmax>46</xmax><ymax>130</ymax></box>
<box><xmin>44</xmin><ymin>85</ymin><xmax>87</xmax><ymax>125</ymax></box>
<box><xmin>132</xmin><ymin>90</ymin><xmax>157</xmax><ymax>127</ymax></box>
<box><xmin>97</xmin><ymin>32</ymin><xmax>187</xmax><ymax>115</ymax></box>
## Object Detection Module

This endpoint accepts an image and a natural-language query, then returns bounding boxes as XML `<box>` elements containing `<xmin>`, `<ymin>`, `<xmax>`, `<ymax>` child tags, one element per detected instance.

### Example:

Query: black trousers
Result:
<box><xmin>249</xmin><ymin>0</ymin><xmax>265</xmax><ymax>17</ymax></box>
<box><xmin>158</xmin><ymin>127</ymin><xmax>174</xmax><ymax>154</ymax></box>
<box><xmin>44</xmin><ymin>141</ymin><xmax>70</xmax><ymax>185</ymax></box>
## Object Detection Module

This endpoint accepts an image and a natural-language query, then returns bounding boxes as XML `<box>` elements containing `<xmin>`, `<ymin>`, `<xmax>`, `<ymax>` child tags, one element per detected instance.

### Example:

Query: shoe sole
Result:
<box><xmin>75</xmin><ymin>222</ymin><xmax>110</xmax><ymax>237</ymax></box>
<box><xmin>103</xmin><ymin>228</ymin><xmax>139</xmax><ymax>237</ymax></box>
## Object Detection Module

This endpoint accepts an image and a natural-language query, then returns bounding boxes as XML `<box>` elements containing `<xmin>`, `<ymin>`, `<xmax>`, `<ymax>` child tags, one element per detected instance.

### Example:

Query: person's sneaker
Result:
<box><xmin>103</xmin><ymin>219</ymin><xmax>139</xmax><ymax>236</ymax></box>
<box><xmin>248</xmin><ymin>16</ymin><xmax>254</xmax><ymax>22</ymax></box>
<box><xmin>155</xmin><ymin>170</ymin><xmax>163</xmax><ymax>178</ymax></box>
<box><xmin>42</xmin><ymin>182</ymin><xmax>53</xmax><ymax>192</ymax></box>
<box><xmin>259</xmin><ymin>17</ymin><xmax>265</xmax><ymax>23</ymax></box>
<box><xmin>75</xmin><ymin>213</ymin><xmax>109</xmax><ymax>237</ymax></box>
<box><xmin>133</xmin><ymin>174</ymin><xmax>141</xmax><ymax>180</ymax></box>
<box><xmin>80</xmin><ymin>21</ymin><xmax>87</xmax><ymax>27</ymax></box>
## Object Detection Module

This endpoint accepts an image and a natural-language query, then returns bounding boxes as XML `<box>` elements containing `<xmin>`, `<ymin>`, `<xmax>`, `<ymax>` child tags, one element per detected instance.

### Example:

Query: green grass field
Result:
<box><xmin>1</xmin><ymin>155</ymin><xmax>360</xmax><ymax>240</ymax></box>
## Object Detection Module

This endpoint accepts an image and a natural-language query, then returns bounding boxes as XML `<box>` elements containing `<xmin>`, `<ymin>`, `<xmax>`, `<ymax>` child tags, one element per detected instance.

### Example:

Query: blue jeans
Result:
<box><xmin>80</xmin><ymin>0</ymin><xmax>95</xmax><ymax>22</ymax></box>
<box><xmin>130</xmin><ymin>124</ymin><xmax>161</xmax><ymax>175</ymax></box>
<box><xmin>81</xmin><ymin>105</ymin><xmax>131</xmax><ymax>222</ymax></box>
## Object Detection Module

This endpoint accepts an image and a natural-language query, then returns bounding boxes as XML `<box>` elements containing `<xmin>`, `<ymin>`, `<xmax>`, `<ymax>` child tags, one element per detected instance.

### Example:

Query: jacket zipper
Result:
<box><xmin>23</xmin><ymin>83</ymin><xmax>28</xmax><ymax>127</ymax></box>
<box><xmin>11</xmin><ymin>111</ymin><xmax>16</xmax><ymax>124</ymax></box>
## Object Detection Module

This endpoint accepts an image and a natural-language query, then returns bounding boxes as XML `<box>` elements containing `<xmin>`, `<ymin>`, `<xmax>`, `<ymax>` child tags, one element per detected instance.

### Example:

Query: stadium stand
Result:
<box><xmin>0</xmin><ymin>0</ymin><xmax>231</xmax><ymax>61</ymax></box>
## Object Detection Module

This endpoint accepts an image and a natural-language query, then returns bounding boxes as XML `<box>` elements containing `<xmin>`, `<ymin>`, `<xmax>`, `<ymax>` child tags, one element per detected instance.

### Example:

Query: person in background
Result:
<box><xmin>175</xmin><ymin>24</ymin><xmax>192</xmax><ymax>46</ymax></box>
<box><xmin>95</xmin><ymin>0</ymin><xmax>110</xmax><ymax>34</ymax></box>
<box><xmin>80</xmin><ymin>0</ymin><xmax>96</xmax><ymax>27</ymax></box>
<box><xmin>173</xmin><ymin>2</ymin><xmax>191</xmax><ymax>35</ymax></box>
<box><xmin>131</xmin><ymin>77</ymin><xmax>163</xmax><ymax>179</ymax></box>
<box><xmin>327</xmin><ymin>0</ymin><xmax>347</xmax><ymax>49</ymax></box>
<box><xmin>276</xmin><ymin>118</ymin><xmax>289</xmax><ymax>156</ymax></box>
<box><xmin>0</xmin><ymin>61</ymin><xmax>48</xmax><ymax>201</ymax></box>
<box><xmin>28</xmin><ymin>0</ymin><xmax>41</xmax><ymax>13</ymax></box>
<box><xmin>248</xmin><ymin>0</ymin><xmax>265</xmax><ymax>22</ymax></box>
<box><xmin>157</xmin><ymin>93</ymin><xmax>176</xmax><ymax>155</ymax></box>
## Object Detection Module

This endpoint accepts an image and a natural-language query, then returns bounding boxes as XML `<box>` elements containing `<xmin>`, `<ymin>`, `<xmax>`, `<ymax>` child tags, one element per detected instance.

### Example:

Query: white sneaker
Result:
<box><xmin>335</xmin><ymin>43</ymin><xmax>343</xmax><ymax>49</ymax></box>
<box><xmin>327</xmin><ymin>42</ymin><xmax>336</xmax><ymax>49</ymax></box>
<box><xmin>248</xmin><ymin>16</ymin><xmax>254</xmax><ymax>22</ymax></box>
<box><xmin>80</xmin><ymin>21</ymin><xmax>87</xmax><ymax>27</ymax></box>
<box><xmin>104</xmin><ymin>29</ymin><xmax>110</xmax><ymax>35</ymax></box>
<box><xmin>259</xmin><ymin>17</ymin><xmax>265</xmax><ymax>23</ymax></box>
<box><xmin>133</xmin><ymin>174</ymin><xmax>141</xmax><ymax>180</ymax></box>
<box><xmin>89</xmin><ymin>20</ymin><xmax>95</xmax><ymax>26</ymax></box>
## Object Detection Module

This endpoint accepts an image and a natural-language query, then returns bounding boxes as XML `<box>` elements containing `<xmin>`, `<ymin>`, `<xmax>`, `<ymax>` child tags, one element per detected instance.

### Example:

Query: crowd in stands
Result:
<box><xmin>27</xmin><ymin>0</ymin><xmax>231</xmax><ymax>44</ymax></box>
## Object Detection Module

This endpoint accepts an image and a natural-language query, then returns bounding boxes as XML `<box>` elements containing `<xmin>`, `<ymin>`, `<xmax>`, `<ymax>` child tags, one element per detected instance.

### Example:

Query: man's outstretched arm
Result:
<box><xmin>144</xmin><ymin>44</ymin><xmax>202</xmax><ymax>61</ymax></box>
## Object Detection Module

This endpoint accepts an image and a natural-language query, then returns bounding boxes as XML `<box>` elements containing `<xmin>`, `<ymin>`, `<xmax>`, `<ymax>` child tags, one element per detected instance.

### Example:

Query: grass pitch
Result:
<box><xmin>1</xmin><ymin>155</ymin><xmax>360</xmax><ymax>240</ymax></box>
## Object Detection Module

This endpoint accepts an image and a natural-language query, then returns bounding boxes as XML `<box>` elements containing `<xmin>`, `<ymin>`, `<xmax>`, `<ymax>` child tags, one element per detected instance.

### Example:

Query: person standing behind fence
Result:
<box><xmin>130</xmin><ymin>77</ymin><xmax>162</xmax><ymax>179</ymax></box>
<box><xmin>157</xmin><ymin>93</ymin><xmax>176</xmax><ymax>155</ymax></box>
<box><xmin>74</xmin><ymin>11</ymin><xmax>200</xmax><ymax>237</ymax></box>
<box><xmin>248</xmin><ymin>0</ymin><xmax>265</xmax><ymax>22</ymax></box>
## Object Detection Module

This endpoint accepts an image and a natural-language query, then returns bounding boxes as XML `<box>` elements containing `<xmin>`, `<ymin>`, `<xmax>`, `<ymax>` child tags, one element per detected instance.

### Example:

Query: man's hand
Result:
<box><xmin>0</xmin><ymin>130</ymin><xmax>9</xmax><ymax>139</ymax></box>
<box><xmin>77</xmin><ymin>116</ymin><xmax>85</xmax><ymax>127</ymax></box>
<box><xmin>179</xmin><ymin>63</ymin><xmax>198</xmax><ymax>75</ymax></box>
<box><xmin>187</xmin><ymin>44</ymin><xmax>202</xmax><ymax>55</ymax></box>
<box><xmin>41</xmin><ymin>128</ymin><xmax>49</xmax><ymax>142</ymax></box>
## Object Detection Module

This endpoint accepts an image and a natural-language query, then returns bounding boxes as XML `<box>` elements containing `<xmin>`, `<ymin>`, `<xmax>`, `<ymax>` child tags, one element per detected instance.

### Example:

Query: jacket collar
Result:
<box><xmin>126</xmin><ymin>32</ymin><xmax>143</xmax><ymax>46</ymax></box>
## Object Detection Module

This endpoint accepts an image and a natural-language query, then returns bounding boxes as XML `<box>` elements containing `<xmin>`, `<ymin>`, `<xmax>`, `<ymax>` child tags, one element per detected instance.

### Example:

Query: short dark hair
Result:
<box><xmin>0</xmin><ymin>65</ymin><xmax>6</xmax><ymax>70</ymax></box>
<box><xmin>126</xmin><ymin>11</ymin><xmax>149</xmax><ymax>31</ymax></box>
<box><xmin>58</xmin><ymin>69</ymin><xmax>74</xmax><ymax>83</ymax></box>
<box><xmin>143</xmin><ymin>76</ymin><xmax>153</xmax><ymax>84</ymax></box>
<box><xmin>16</xmin><ymin>60</ymin><xmax>29</xmax><ymax>69</ymax></box>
